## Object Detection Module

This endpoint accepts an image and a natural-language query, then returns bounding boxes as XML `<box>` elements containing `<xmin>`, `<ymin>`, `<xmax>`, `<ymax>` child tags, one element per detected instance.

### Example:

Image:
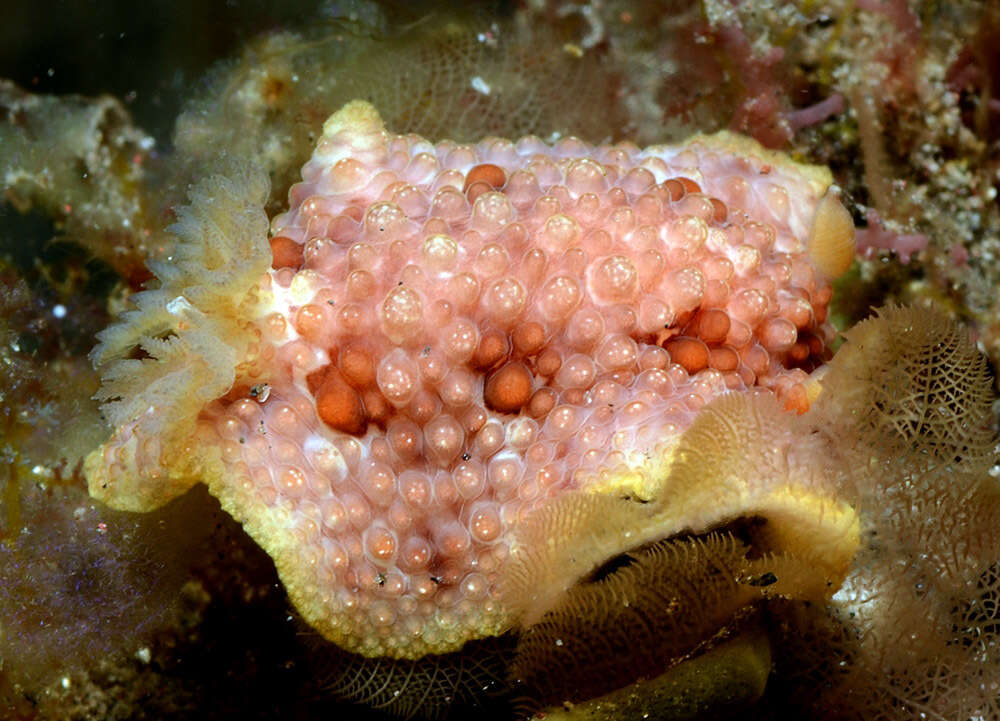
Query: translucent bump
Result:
<box><xmin>377</xmin><ymin>348</ymin><xmax>420</xmax><ymax>406</ymax></box>
<box><xmin>539</xmin><ymin>275</ymin><xmax>582</xmax><ymax>322</ymax></box>
<box><xmin>634</xmin><ymin>196</ymin><xmax>663</xmax><ymax>230</ymax></box>
<box><xmin>726</xmin><ymin>318</ymin><xmax>753</xmax><ymax>348</ymax></box>
<box><xmin>400</xmin><ymin>536</ymin><xmax>432</xmax><ymax>571</ymax></box>
<box><xmin>417</xmin><ymin>347</ymin><xmax>448</xmax><ymax>384</ymax></box>
<box><xmin>433</xmin><ymin>472</ymin><xmax>459</xmax><ymax>508</ymax></box>
<box><xmin>364</xmin><ymin>202</ymin><xmax>408</xmax><ymax>240</ymax></box>
<box><xmin>424</xmin><ymin>414</ymin><xmax>465</xmax><ymax>467</ymax></box>
<box><xmin>295</xmin><ymin>303</ymin><xmax>330</xmax><ymax>343</ymax></box>
<box><xmin>399</xmin><ymin>470</ymin><xmax>432</xmax><ymax>508</ymax></box>
<box><xmin>343</xmin><ymin>490</ymin><xmax>372</xmax><ymax>529</ymax></box>
<box><xmin>218</xmin><ymin>415</ymin><xmax>245</xmax><ymax>441</ymax></box>
<box><xmin>440</xmin><ymin>367</ymin><xmax>477</xmax><ymax>408</ymax></box>
<box><xmin>731</xmin><ymin>245</ymin><xmax>762</xmax><ymax>275</ymax></box>
<box><xmin>345</xmin><ymin>269</ymin><xmax>375</xmax><ymax>300</ymax></box>
<box><xmin>554</xmin><ymin>353</ymin><xmax>597</xmax><ymax>390</ymax></box>
<box><xmin>765</xmin><ymin>261</ymin><xmax>792</xmax><ymax>287</ymax></box>
<box><xmin>704</xmin><ymin>255</ymin><xmax>735</xmax><ymax>282</ymax></box>
<box><xmin>637</xmin><ymin>297</ymin><xmax>674</xmax><ymax>334</ymax></box>
<box><xmin>404</xmin><ymin>151</ymin><xmax>439</xmax><ymax>184</ymax></box>
<box><xmin>589</xmin><ymin>255</ymin><xmax>638</xmax><ymax>303</ymax></box>
<box><xmin>728</xmin><ymin>288</ymin><xmax>769</xmax><ymax>326</ymax></box>
<box><xmin>430</xmin><ymin>187</ymin><xmax>469</xmax><ymax>222</ymax></box>
<box><xmin>505</xmin><ymin>169</ymin><xmax>542</xmax><ymax>208</ymax></box>
<box><xmin>760</xmin><ymin>316</ymin><xmax>798</xmax><ymax>353</ymax></box>
<box><xmin>364</xmin><ymin>525</ymin><xmax>398</xmax><ymax>565</ymax></box>
<box><xmin>781</xmin><ymin>296</ymin><xmax>814</xmax><ymax>330</ymax></box>
<box><xmin>704</xmin><ymin>279</ymin><xmax>730</xmax><ymax>307</ymax></box>
<box><xmin>435</xmin><ymin>521</ymin><xmax>472</xmax><ymax>558</ymax></box>
<box><xmin>662</xmin><ymin>266</ymin><xmax>705</xmax><ymax>313</ymax></box>
<box><xmin>369</xmin><ymin>600</ymin><xmax>397</xmax><ymax>627</ymax></box>
<box><xmin>462</xmin><ymin>404</ymin><xmax>488</xmax><ymax>434</ymax></box>
<box><xmin>379</xmin><ymin>571</ymin><xmax>406</xmax><ymax>597</ymax></box>
<box><xmin>391</xmin><ymin>183</ymin><xmax>429</xmax><ymax>217</ymax></box>
<box><xmin>474</xmin><ymin>420</ymin><xmax>505</xmax><ymax>458</ymax></box>
<box><xmin>676</xmin><ymin>195</ymin><xmax>715</xmax><ymax>223</ymax></box>
<box><xmin>471</xmin><ymin>191</ymin><xmax>514</xmax><ymax>230</ymax></box>
<box><xmin>320</xmin><ymin>496</ymin><xmax>348</xmax><ymax>534</ymax></box>
<box><xmin>325</xmin><ymin>157</ymin><xmax>370</xmax><ymax>192</ymax></box>
<box><xmin>744</xmin><ymin>222</ymin><xmax>775</xmax><ymax>252</ymax></box>
<box><xmin>554</xmin><ymin>136</ymin><xmax>590</xmax><ymax>156</ymax></box>
<box><xmin>429</xmin><ymin>298</ymin><xmax>454</xmax><ymax>326</ymax></box>
<box><xmin>589</xmin><ymin>380</ymin><xmax>629</xmax><ymax>408</ymax></box>
<box><xmin>281</xmin><ymin>339</ymin><xmax>319</xmax><ymax>370</ymax></box>
<box><xmin>636</xmin><ymin>367</ymin><xmax>675</xmax><ymax>396</ymax></box>
<box><xmin>275</xmin><ymin>465</ymin><xmax>308</xmax><ymax>498</ymax></box>
<box><xmin>361</xmin><ymin>460</ymin><xmax>396</xmax><ymax>506</ymax></box>
<box><xmin>448</xmin><ymin>272</ymin><xmax>480</xmax><ymax>308</ymax></box>
<box><xmin>272</xmin><ymin>439</ymin><xmax>304</xmax><ymax>466</ymax></box>
<box><xmin>468</xmin><ymin>502</ymin><xmax>502</xmax><ymax>544</ymax></box>
<box><xmin>321</xmin><ymin>538</ymin><xmax>351</xmax><ymax>571</ymax></box>
<box><xmin>453</xmin><ymin>460</ymin><xmax>486</xmax><ymax>500</ymax></box>
<box><xmin>422</xmin><ymin>234</ymin><xmax>459</xmax><ymax>270</ymax></box>
<box><xmin>475</xmin><ymin>243</ymin><xmax>510</xmax><ymax>276</ymax></box>
<box><xmin>764</xmin><ymin>184</ymin><xmax>791</xmax><ymax>222</ymax></box>
<box><xmin>336</xmin><ymin>303</ymin><xmax>364</xmax><ymax>334</ymax></box>
<box><xmin>670</xmin><ymin>215</ymin><xmax>708</xmax><ymax>252</ymax></box>
<box><xmin>539</xmin><ymin>213</ymin><xmax>581</xmax><ymax>253</ymax></box>
<box><xmin>740</xmin><ymin>343</ymin><xmax>771</xmax><ymax>376</ymax></box>
<box><xmin>565</xmin><ymin>309</ymin><xmax>604</xmax><ymax>351</ymax></box>
<box><xmin>622</xmin><ymin>166</ymin><xmax>656</xmax><ymax>194</ymax></box>
<box><xmin>482</xmin><ymin>277</ymin><xmax>527</xmax><ymax>322</ymax></box>
<box><xmin>407</xmin><ymin>389</ymin><xmax>441</xmax><ymax>425</ymax></box>
<box><xmin>460</xmin><ymin>572</ymin><xmax>489</xmax><ymax>600</ymax></box>
<box><xmin>432</xmin><ymin>166</ymin><xmax>464</xmax><ymax>191</ymax></box>
<box><xmin>380</xmin><ymin>285</ymin><xmax>424</xmax><ymax>343</ymax></box>
<box><xmin>564</xmin><ymin>158</ymin><xmax>607</xmax><ymax>195</ymax></box>
<box><xmin>262</xmin><ymin>312</ymin><xmax>287</xmax><ymax>340</ymax></box>
<box><xmin>387</xmin><ymin>502</ymin><xmax>414</xmax><ymax>534</ymax></box>
<box><xmin>544</xmin><ymin>405</ymin><xmax>581</xmax><ymax>438</ymax></box>
<box><xmin>441</xmin><ymin>318</ymin><xmax>479</xmax><ymax>362</ymax></box>
<box><xmin>595</xmin><ymin>333</ymin><xmax>639</xmax><ymax>371</ymax></box>
<box><xmin>575</xmin><ymin>193</ymin><xmax>602</xmax><ymax>226</ymax></box>
<box><xmin>521</xmin><ymin>248</ymin><xmax>548</xmax><ymax>287</ymax></box>
<box><xmin>505</xmin><ymin>416</ymin><xmax>539</xmax><ymax>449</ymax></box>
<box><xmin>487</xmin><ymin>453</ymin><xmax>525</xmax><ymax>500</ymax></box>
<box><xmin>527</xmin><ymin>155</ymin><xmax>563</xmax><ymax>186</ymax></box>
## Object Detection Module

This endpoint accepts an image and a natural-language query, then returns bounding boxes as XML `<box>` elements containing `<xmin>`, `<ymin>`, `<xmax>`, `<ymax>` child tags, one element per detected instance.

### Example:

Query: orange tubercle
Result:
<box><xmin>484</xmin><ymin>362</ymin><xmax>534</xmax><ymax>413</ymax></box>
<box><xmin>270</xmin><ymin>235</ymin><xmax>304</xmax><ymax>269</ymax></box>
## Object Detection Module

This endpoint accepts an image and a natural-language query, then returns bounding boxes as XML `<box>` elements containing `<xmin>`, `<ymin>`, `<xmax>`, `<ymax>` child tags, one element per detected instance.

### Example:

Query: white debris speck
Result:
<box><xmin>166</xmin><ymin>295</ymin><xmax>196</xmax><ymax>316</ymax></box>
<box><xmin>470</xmin><ymin>76</ymin><xmax>491</xmax><ymax>96</ymax></box>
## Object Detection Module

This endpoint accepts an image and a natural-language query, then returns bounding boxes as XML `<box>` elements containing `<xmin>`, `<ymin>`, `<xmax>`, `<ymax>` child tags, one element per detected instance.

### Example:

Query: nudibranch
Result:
<box><xmin>85</xmin><ymin>101</ymin><xmax>859</xmax><ymax>669</ymax></box>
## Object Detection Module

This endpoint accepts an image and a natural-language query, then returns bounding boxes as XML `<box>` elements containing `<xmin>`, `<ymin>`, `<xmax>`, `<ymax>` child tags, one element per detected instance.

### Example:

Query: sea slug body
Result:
<box><xmin>85</xmin><ymin>101</ymin><xmax>856</xmax><ymax>660</ymax></box>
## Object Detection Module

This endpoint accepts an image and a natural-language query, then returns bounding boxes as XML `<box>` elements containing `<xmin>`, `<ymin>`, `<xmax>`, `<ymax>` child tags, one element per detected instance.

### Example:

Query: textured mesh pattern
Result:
<box><xmin>762</xmin><ymin>305</ymin><xmax>1000</xmax><ymax>721</ymax></box>
<box><xmin>322</xmin><ymin>636</ymin><xmax>513</xmax><ymax>720</ymax></box>
<box><xmin>337</xmin><ymin>20</ymin><xmax>617</xmax><ymax>143</ymax></box>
